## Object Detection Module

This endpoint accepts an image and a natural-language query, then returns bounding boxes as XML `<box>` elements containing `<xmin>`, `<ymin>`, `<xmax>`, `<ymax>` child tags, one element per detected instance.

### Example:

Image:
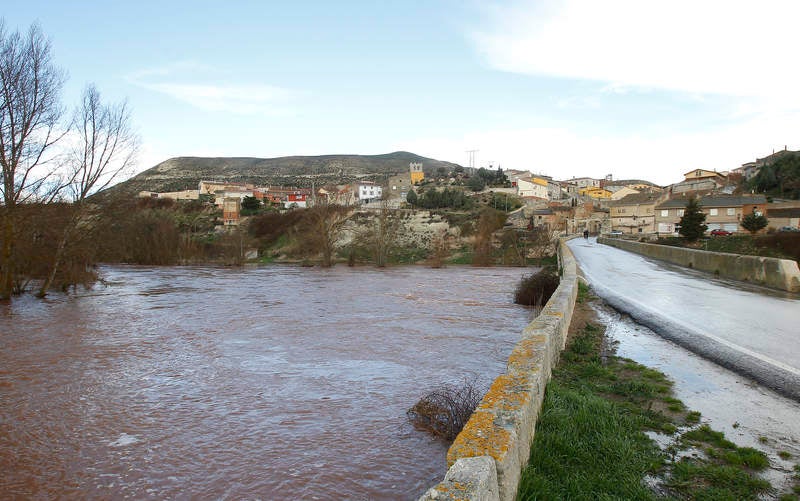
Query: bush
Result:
<box><xmin>514</xmin><ymin>267</ymin><xmax>560</xmax><ymax>308</ymax></box>
<box><xmin>407</xmin><ymin>378</ymin><xmax>485</xmax><ymax>441</ymax></box>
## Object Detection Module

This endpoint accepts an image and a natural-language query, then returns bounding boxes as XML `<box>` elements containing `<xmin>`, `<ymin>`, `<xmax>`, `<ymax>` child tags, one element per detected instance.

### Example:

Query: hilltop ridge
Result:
<box><xmin>102</xmin><ymin>151</ymin><xmax>462</xmax><ymax>197</ymax></box>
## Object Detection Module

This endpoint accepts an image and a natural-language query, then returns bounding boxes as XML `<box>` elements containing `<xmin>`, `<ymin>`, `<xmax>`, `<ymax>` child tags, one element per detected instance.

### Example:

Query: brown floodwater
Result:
<box><xmin>0</xmin><ymin>265</ymin><xmax>532</xmax><ymax>500</ymax></box>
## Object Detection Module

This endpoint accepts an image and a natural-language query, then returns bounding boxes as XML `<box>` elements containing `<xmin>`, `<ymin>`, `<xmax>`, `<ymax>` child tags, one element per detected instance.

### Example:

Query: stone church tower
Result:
<box><xmin>409</xmin><ymin>162</ymin><xmax>424</xmax><ymax>184</ymax></box>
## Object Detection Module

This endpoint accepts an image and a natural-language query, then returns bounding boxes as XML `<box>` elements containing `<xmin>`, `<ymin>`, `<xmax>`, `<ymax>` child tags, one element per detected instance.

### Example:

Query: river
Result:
<box><xmin>0</xmin><ymin>265</ymin><xmax>532</xmax><ymax>500</ymax></box>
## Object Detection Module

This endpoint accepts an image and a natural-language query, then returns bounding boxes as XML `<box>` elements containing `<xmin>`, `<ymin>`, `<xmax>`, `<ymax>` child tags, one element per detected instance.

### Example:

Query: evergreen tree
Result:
<box><xmin>740</xmin><ymin>213</ymin><xmax>768</xmax><ymax>234</ymax></box>
<box><xmin>241</xmin><ymin>196</ymin><xmax>261</xmax><ymax>211</ymax></box>
<box><xmin>467</xmin><ymin>176</ymin><xmax>486</xmax><ymax>192</ymax></box>
<box><xmin>678</xmin><ymin>197</ymin><xmax>707</xmax><ymax>241</ymax></box>
<box><xmin>406</xmin><ymin>189</ymin><xmax>418</xmax><ymax>206</ymax></box>
<box><xmin>495</xmin><ymin>167</ymin><xmax>509</xmax><ymax>186</ymax></box>
<box><xmin>749</xmin><ymin>153</ymin><xmax>800</xmax><ymax>199</ymax></box>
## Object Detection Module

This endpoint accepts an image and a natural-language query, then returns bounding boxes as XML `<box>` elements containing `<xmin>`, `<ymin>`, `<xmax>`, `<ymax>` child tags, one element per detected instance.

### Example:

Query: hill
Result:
<box><xmin>101</xmin><ymin>151</ymin><xmax>462</xmax><ymax>198</ymax></box>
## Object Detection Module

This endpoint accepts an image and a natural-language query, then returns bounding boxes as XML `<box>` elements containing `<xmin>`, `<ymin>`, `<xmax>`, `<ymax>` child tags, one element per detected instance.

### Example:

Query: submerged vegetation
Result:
<box><xmin>514</xmin><ymin>267</ymin><xmax>560</xmax><ymax>309</ymax></box>
<box><xmin>407</xmin><ymin>378</ymin><xmax>486</xmax><ymax>441</ymax></box>
<box><xmin>517</xmin><ymin>290</ymin><xmax>775</xmax><ymax>500</ymax></box>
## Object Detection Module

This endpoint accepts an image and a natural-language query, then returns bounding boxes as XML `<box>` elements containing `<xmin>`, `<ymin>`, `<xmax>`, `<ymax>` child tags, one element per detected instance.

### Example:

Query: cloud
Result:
<box><xmin>128</xmin><ymin>62</ymin><xmax>295</xmax><ymax>115</ymax></box>
<box><xmin>139</xmin><ymin>82</ymin><xmax>293</xmax><ymax>115</ymax></box>
<box><xmin>471</xmin><ymin>0</ymin><xmax>800</xmax><ymax>102</ymax></box>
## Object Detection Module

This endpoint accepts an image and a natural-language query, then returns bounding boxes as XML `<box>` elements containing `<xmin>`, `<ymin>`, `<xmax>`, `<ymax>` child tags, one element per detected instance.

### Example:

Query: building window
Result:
<box><xmin>661</xmin><ymin>210</ymin><xmax>668</xmax><ymax>217</ymax></box>
<box><xmin>710</xmin><ymin>208</ymin><xmax>718</xmax><ymax>216</ymax></box>
<box><xmin>677</xmin><ymin>209</ymin><xmax>684</xmax><ymax>217</ymax></box>
<box><xmin>727</xmin><ymin>208</ymin><xmax>735</xmax><ymax>216</ymax></box>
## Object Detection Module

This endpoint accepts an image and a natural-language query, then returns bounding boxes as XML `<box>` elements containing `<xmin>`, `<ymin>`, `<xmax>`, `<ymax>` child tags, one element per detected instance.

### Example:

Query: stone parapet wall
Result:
<box><xmin>598</xmin><ymin>237</ymin><xmax>800</xmax><ymax>293</ymax></box>
<box><xmin>419</xmin><ymin>239</ymin><xmax>579</xmax><ymax>501</ymax></box>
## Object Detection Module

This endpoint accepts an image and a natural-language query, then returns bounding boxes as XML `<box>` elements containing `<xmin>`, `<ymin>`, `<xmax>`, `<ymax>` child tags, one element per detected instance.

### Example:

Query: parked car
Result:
<box><xmin>709</xmin><ymin>229</ymin><xmax>732</xmax><ymax>236</ymax></box>
<box><xmin>778</xmin><ymin>226</ymin><xmax>800</xmax><ymax>232</ymax></box>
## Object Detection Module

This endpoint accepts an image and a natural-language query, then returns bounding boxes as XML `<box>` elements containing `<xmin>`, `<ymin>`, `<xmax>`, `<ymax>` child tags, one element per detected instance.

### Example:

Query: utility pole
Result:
<box><xmin>465</xmin><ymin>149</ymin><xmax>478</xmax><ymax>170</ymax></box>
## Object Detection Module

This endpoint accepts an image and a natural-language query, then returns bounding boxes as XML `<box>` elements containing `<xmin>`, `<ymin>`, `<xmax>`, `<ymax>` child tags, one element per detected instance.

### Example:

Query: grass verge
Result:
<box><xmin>517</xmin><ymin>291</ymin><xmax>773</xmax><ymax>500</ymax></box>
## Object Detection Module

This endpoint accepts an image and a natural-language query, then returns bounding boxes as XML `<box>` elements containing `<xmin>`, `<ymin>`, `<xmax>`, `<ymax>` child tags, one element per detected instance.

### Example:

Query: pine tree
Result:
<box><xmin>406</xmin><ymin>189</ymin><xmax>418</xmax><ymax>206</ymax></box>
<box><xmin>741</xmin><ymin>213</ymin><xmax>768</xmax><ymax>234</ymax></box>
<box><xmin>678</xmin><ymin>197</ymin><xmax>707</xmax><ymax>241</ymax></box>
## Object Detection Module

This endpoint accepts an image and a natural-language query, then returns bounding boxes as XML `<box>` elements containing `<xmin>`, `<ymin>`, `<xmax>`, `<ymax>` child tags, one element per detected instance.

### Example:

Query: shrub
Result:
<box><xmin>514</xmin><ymin>267</ymin><xmax>560</xmax><ymax>308</ymax></box>
<box><xmin>407</xmin><ymin>378</ymin><xmax>485</xmax><ymax>441</ymax></box>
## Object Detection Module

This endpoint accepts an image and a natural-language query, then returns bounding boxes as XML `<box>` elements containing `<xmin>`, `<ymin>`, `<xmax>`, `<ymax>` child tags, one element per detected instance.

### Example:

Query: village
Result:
<box><xmin>137</xmin><ymin>149</ymin><xmax>800</xmax><ymax>238</ymax></box>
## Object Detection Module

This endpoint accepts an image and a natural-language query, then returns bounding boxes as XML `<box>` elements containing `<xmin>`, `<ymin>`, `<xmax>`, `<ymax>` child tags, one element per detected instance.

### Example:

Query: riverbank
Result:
<box><xmin>518</xmin><ymin>286</ymin><xmax>800</xmax><ymax>499</ymax></box>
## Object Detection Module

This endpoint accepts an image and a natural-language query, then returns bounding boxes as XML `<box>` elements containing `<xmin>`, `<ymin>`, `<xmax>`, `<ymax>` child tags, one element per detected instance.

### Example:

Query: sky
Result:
<box><xmin>4</xmin><ymin>0</ymin><xmax>800</xmax><ymax>186</ymax></box>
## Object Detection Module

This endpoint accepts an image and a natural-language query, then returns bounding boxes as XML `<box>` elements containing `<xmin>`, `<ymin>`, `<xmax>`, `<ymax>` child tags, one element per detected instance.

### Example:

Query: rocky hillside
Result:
<box><xmin>101</xmin><ymin>151</ymin><xmax>462</xmax><ymax>198</ymax></box>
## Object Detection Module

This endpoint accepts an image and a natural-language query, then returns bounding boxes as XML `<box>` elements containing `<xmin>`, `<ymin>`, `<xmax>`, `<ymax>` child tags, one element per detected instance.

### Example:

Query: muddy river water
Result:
<box><xmin>0</xmin><ymin>265</ymin><xmax>532</xmax><ymax>500</ymax></box>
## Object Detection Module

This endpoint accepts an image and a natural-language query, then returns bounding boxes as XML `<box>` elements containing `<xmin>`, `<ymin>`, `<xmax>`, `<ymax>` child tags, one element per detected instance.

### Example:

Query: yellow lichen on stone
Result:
<box><xmin>447</xmin><ymin>410</ymin><xmax>512</xmax><ymax>466</ymax></box>
<box><xmin>429</xmin><ymin>483</ymin><xmax>470</xmax><ymax>501</ymax></box>
<box><xmin>507</xmin><ymin>337</ymin><xmax>547</xmax><ymax>372</ymax></box>
<box><xmin>477</xmin><ymin>373</ymin><xmax>534</xmax><ymax>413</ymax></box>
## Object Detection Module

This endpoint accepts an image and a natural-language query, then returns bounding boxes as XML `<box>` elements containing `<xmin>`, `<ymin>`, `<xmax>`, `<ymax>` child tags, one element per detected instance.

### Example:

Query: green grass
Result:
<box><xmin>447</xmin><ymin>245</ymin><xmax>474</xmax><ymax>265</ymax></box>
<box><xmin>389</xmin><ymin>245</ymin><xmax>429</xmax><ymax>264</ymax></box>
<box><xmin>668</xmin><ymin>460</ymin><xmax>771</xmax><ymax>499</ymax></box>
<box><xmin>682</xmin><ymin>424</ymin><xmax>737</xmax><ymax>449</ymax></box>
<box><xmin>577</xmin><ymin>281</ymin><xmax>590</xmax><ymax>303</ymax></box>
<box><xmin>517</xmin><ymin>316</ymin><xmax>774</xmax><ymax>500</ymax></box>
<box><xmin>518</xmin><ymin>383</ymin><xmax>662</xmax><ymax>500</ymax></box>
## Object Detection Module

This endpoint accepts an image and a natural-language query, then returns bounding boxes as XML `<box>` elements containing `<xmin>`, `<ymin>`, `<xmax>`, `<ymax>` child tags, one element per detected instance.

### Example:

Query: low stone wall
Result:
<box><xmin>419</xmin><ymin>239</ymin><xmax>579</xmax><ymax>501</ymax></box>
<box><xmin>598</xmin><ymin>237</ymin><xmax>800</xmax><ymax>293</ymax></box>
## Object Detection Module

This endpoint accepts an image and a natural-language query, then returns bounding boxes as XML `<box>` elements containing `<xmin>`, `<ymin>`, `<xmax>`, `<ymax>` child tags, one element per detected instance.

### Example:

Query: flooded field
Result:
<box><xmin>0</xmin><ymin>265</ymin><xmax>532</xmax><ymax>500</ymax></box>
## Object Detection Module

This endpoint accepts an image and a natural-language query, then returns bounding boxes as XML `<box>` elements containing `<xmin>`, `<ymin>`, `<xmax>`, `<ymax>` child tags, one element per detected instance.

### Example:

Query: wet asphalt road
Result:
<box><xmin>567</xmin><ymin>237</ymin><xmax>800</xmax><ymax>401</ymax></box>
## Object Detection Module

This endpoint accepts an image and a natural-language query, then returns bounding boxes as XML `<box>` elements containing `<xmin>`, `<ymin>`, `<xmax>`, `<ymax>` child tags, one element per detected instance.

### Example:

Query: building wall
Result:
<box><xmin>578</xmin><ymin>187</ymin><xmax>612</xmax><ymax>199</ymax></box>
<box><xmin>387</xmin><ymin>174</ymin><xmax>411</xmax><ymax>200</ymax></box>
<box><xmin>410</xmin><ymin>162</ymin><xmax>424</xmax><ymax>184</ymax></box>
<box><xmin>222</xmin><ymin>198</ymin><xmax>240</xmax><ymax>226</ymax></box>
<box><xmin>610</xmin><ymin>186</ymin><xmax>640</xmax><ymax>201</ymax></box>
<box><xmin>567</xmin><ymin>177</ymin><xmax>600</xmax><ymax>189</ymax></box>
<box><xmin>358</xmin><ymin>183</ymin><xmax>382</xmax><ymax>202</ymax></box>
<box><xmin>138</xmin><ymin>190</ymin><xmax>199</xmax><ymax>200</ymax></box>
<box><xmin>611</xmin><ymin>203</ymin><xmax>656</xmax><ymax>234</ymax></box>
<box><xmin>517</xmin><ymin>179</ymin><xmax>548</xmax><ymax>199</ymax></box>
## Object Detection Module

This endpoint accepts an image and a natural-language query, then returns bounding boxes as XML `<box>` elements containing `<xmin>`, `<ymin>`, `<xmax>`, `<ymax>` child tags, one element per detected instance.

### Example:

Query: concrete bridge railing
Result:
<box><xmin>598</xmin><ymin>237</ymin><xmax>800</xmax><ymax>293</ymax></box>
<box><xmin>419</xmin><ymin>239</ymin><xmax>579</xmax><ymax>501</ymax></box>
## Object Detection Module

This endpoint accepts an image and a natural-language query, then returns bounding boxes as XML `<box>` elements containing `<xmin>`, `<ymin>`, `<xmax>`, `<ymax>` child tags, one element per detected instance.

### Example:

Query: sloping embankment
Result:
<box><xmin>419</xmin><ymin>239</ymin><xmax>578</xmax><ymax>501</ymax></box>
<box><xmin>598</xmin><ymin>237</ymin><xmax>800</xmax><ymax>293</ymax></box>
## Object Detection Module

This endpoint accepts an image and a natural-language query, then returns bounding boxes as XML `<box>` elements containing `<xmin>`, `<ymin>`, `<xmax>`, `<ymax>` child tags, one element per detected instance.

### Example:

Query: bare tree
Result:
<box><xmin>472</xmin><ymin>207</ymin><xmax>506</xmax><ymax>266</ymax></box>
<box><xmin>360</xmin><ymin>198</ymin><xmax>401</xmax><ymax>267</ymax></box>
<box><xmin>37</xmin><ymin>85</ymin><xmax>138</xmax><ymax>295</ymax></box>
<box><xmin>427</xmin><ymin>229</ymin><xmax>450</xmax><ymax>268</ymax></box>
<box><xmin>299</xmin><ymin>203</ymin><xmax>350</xmax><ymax>267</ymax></box>
<box><xmin>0</xmin><ymin>21</ymin><xmax>66</xmax><ymax>298</ymax></box>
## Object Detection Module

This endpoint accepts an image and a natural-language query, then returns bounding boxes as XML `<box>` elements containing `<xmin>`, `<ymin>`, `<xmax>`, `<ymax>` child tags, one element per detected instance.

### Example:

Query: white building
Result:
<box><xmin>516</xmin><ymin>177</ymin><xmax>549</xmax><ymax>199</ymax></box>
<box><xmin>357</xmin><ymin>181</ymin><xmax>382</xmax><ymax>203</ymax></box>
<box><xmin>138</xmin><ymin>189</ymin><xmax>199</xmax><ymax>201</ymax></box>
<box><xmin>565</xmin><ymin>177</ymin><xmax>601</xmax><ymax>189</ymax></box>
<box><xmin>214</xmin><ymin>188</ymin><xmax>255</xmax><ymax>207</ymax></box>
